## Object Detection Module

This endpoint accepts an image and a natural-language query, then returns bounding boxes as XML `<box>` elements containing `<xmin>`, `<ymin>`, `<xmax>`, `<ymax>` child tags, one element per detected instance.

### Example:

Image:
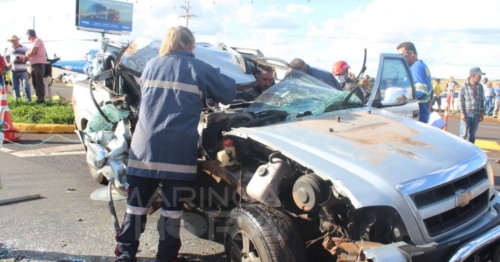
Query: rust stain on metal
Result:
<box><xmin>323</xmin><ymin>236</ymin><xmax>382</xmax><ymax>262</ymax></box>
<box><xmin>198</xmin><ymin>160</ymin><xmax>239</xmax><ymax>189</ymax></box>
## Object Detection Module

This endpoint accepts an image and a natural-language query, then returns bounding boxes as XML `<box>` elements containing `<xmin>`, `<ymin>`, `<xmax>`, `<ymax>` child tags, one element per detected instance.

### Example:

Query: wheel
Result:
<box><xmin>68</xmin><ymin>80</ymin><xmax>73</xmax><ymax>84</ymax></box>
<box><xmin>89</xmin><ymin>168</ymin><xmax>108</xmax><ymax>185</ymax></box>
<box><xmin>492</xmin><ymin>242</ymin><xmax>500</xmax><ymax>262</ymax></box>
<box><xmin>224</xmin><ymin>204</ymin><xmax>308</xmax><ymax>262</ymax></box>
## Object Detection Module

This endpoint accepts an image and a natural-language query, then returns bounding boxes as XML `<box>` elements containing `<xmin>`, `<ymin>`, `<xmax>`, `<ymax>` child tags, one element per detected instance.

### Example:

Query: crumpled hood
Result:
<box><xmin>231</xmin><ymin>108</ymin><xmax>486</xmax><ymax>208</ymax></box>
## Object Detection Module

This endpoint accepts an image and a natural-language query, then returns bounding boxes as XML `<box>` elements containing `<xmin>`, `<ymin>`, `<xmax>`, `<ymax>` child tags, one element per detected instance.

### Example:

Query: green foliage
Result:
<box><xmin>6</xmin><ymin>96</ymin><xmax>74</xmax><ymax>124</ymax></box>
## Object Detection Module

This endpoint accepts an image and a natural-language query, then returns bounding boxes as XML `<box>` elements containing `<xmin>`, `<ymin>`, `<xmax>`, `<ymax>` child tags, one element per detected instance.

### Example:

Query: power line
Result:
<box><xmin>192</xmin><ymin>31</ymin><xmax>500</xmax><ymax>44</ymax></box>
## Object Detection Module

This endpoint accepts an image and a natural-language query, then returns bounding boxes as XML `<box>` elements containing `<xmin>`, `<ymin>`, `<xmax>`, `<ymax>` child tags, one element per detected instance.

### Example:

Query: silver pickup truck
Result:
<box><xmin>72</xmin><ymin>39</ymin><xmax>500</xmax><ymax>262</ymax></box>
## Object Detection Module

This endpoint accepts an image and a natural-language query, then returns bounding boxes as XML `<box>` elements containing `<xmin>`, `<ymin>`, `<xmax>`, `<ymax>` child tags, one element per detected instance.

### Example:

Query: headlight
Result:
<box><xmin>487</xmin><ymin>162</ymin><xmax>496</xmax><ymax>201</ymax></box>
<box><xmin>487</xmin><ymin>162</ymin><xmax>495</xmax><ymax>186</ymax></box>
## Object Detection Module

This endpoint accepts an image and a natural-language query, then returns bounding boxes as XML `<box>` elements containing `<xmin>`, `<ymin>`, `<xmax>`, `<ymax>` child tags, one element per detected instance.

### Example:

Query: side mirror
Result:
<box><xmin>381</xmin><ymin>86</ymin><xmax>409</xmax><ymax>106</ymax></box>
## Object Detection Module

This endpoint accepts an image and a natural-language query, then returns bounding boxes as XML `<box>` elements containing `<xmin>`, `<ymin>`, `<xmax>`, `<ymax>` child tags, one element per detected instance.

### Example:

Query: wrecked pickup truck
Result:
<box><xmin>73</xmin><ymin>38</ymin><xmax>500</xmax><ymax>262</ymax></box>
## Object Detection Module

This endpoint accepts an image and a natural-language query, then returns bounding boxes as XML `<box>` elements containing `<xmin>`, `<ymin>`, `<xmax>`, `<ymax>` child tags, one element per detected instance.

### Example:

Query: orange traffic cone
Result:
<box><xmin>0</xmin><ymin>86</ymin><xmax>21</xmax><ymax>143</ymax></box>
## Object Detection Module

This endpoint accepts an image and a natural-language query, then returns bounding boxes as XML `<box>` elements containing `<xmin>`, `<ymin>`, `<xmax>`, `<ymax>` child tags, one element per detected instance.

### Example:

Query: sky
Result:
<box><xmin>1</xmin><ymin>0</ymin><xmax>499</xmax><ymax>81</ymax></box>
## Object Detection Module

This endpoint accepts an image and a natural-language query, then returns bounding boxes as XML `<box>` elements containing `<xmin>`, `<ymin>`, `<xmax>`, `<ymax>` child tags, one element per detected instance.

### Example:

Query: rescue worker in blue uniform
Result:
<box><xmin>289</xmin><ymin>57</ymin><xmax>342</xmax><ymax>90</ymax></box>
<box><xmin>397</xmin><ymin>42</ymin><xmax>432</xmax><ymax>123</ymax></box>
<box><xmin>115</xmin><ymin>26</ymin><xmax>236</xmax><ymax>262</ymax></box>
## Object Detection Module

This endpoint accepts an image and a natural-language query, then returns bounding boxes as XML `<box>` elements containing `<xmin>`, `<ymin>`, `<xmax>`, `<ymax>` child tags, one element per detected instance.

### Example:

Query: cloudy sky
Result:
<box><xmin>1</xmin><ymin>0</ymin><xmax>499</xmax><ymax>80</ymax></box>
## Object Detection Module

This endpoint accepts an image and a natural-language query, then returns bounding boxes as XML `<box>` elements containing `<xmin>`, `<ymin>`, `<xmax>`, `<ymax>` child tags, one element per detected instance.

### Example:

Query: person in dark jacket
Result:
<box><xmin>44</xmin><ymin>54</ymin><xmax>60</xmax><ymax>100</ymax></box>
<box><xmin>115</xmin><ymin>26</ymin><xmax>236</xmax><ymax>262</ymax></box>
<box><xmin>289</xmin><ymin>58</ymin><xmax>341</xmax><ymax>90</ymax></box>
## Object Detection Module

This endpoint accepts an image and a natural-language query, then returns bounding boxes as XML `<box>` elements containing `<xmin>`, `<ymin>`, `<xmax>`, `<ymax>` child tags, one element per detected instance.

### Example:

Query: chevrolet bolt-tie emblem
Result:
<box><xmin>455</xmin><ymin>189</ymin><xmax>473</xmax><ymax>207</ymax></box>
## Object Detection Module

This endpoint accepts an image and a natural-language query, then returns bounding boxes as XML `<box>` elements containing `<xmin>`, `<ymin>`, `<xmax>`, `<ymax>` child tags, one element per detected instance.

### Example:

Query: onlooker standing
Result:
<box><xmin>44</xmin><ymin>54</ymin><xmax>60</xmax><ymax>101</ymax></box>
<box><xmin>432</xmin><ymin>78</ymin><xmax>442</xmax><ymax>112</ymax></box>
<box><xmin>446</xmin><ymin>76</ymin><xmax>460</xmax><ymax>113</ymax></box>
<box><xmin>25</xmin><ymin>29</ymin><xmax>47</xmax><ymax>103</ymax></box>
<box><xmin>289</xmin><ymin>58</ymin><xmax>342</xmax><ymax>90</ymax></box>
<box><xmin>493</xmin><ymin>82</ymin><xmax>500</xmax><ymax>118</ymax></box>
<box><xmin>484</xmin><ymin>81</ymin><xmax>495</xmax><ymax>116</ymax></box>
<box><xmin>361</xmin><ymin>75</ymin><xmax>370</xmax><ymax>90</ymax></box>
<box><xmin>5</xmin><ymin>35</ymin><xmax>31</xmax><ymax>102</ymax></box>
<box><xmin>0</xmin><ymin>53</ymin><xmax>4</xmax><ymax>89</ymax></box>
<box><xmin>482</xmin><ymin>77</ymin><xmax>488</xmax><ymax>89</ymax></box>
<box><xmin>459</xmin><ymin>67</ymin><xmax>485</xmax><ymax>143</ymax></box>
<box><xmin>397</xmin><ymin>42</ymin><xmax>432</xmax><ymax>123</ymax></box>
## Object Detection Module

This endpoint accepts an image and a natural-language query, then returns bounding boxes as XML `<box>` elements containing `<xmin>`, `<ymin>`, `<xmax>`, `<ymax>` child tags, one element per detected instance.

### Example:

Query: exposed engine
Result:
<box><xmin>197</xmin><ymin>106</ymin><xmax>412</xmax><ymax>262</ymax></box>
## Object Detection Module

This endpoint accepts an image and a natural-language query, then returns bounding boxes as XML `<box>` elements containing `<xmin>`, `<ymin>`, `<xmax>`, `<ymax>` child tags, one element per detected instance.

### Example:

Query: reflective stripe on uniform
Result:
<box><xmin>143</xmin><ymin>80</ymin><xmax>202</xmax><ymax>98</ymax></box>
<box><xmin>415</xmin><ymin>83</ymin><xmax>430</xmax><ymax>103</ymax></box>
<box><xmin>161</xmin><ymin>209</ymin><xmax>184</xmax><ymax>219</ymax></box>
<box><xmin>126</xmin><ymin>205</ymin><xmax>149</xmax><ymax>215</ymax></box>
<box><xmin>128</xmin><ymin>159</ymin><xmax>197</xmax><ymax>174</ymax></box>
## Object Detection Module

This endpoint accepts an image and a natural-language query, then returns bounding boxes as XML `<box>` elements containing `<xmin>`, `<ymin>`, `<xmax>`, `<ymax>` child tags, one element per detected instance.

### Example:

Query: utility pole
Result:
<box><xmin>29</xmin><ymin>16</ymin><xmax>35</xmax><ymax>30</ymax></box>
<box><xmin>179</xmin><ymin>1</ymin><xmax>196</xmax><ymax>28</ymax></box>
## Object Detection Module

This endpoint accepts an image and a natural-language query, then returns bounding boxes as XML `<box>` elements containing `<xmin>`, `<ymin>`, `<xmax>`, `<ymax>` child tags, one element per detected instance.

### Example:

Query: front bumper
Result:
<box><xmin>364</xmin><ymin>201</ymin><xmax>500</xmax><ymax>262</ymax></box>
<box><xmin>448</xmin><ymin>225</ymin><xmax>500</xmax><ymax>262</ymax></box>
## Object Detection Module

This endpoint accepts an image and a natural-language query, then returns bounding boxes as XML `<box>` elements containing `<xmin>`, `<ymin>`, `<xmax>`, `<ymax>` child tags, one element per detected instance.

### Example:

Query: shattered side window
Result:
<box><xmin>120</xmin><ymin>38</ymin><xmax>161</xmax><ymax>77</ymax></box>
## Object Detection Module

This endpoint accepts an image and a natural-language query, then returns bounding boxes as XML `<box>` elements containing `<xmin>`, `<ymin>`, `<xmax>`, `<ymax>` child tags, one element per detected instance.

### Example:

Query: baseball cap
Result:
<box><xmin>470</xmin><ymin>67</ymin><xmax>485</xmax><ymax>75</ymax></box>
<box><xmin>26</xmin><ymin>29</ymin><xmax>36</xmax><ymax>36</ymax></box>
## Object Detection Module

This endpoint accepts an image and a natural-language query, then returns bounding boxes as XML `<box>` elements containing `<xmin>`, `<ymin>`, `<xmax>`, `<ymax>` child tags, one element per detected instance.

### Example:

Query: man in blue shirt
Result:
<box><xmin>289</xmin><ymin>58</ymin><xmax>342</xmax><ymax>90</ymax></box>
<box><xmin>397</xmin><ymin>42</ymin><xmax>432</xmax><ymax>123</ymax></box>
<box><xmin>493</xmin><ymin>82</ymin><xmax>500</xmax><ymax>118</ymax></box>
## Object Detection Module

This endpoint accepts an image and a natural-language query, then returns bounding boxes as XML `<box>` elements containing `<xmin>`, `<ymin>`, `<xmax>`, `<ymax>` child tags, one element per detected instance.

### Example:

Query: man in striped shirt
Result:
<box><xmin>459</xmin><ymin>67</ymin><xmax>485</xmax><ymax>143</ymax></box>
<box><xmin>4</xmin><ymin>35</ymin><xmax>31</xmax><ymax>102</ymax></box>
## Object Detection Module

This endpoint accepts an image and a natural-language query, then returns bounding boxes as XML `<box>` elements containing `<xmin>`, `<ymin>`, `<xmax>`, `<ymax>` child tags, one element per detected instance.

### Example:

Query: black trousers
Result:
<box><xmin>31</xmin><ymin>64</ymin><xmax>45</xmax><ymax>102</ymax></box>
<box><xmin>115</xmin><ymin>175</ymin><xmax>193</xmax><ymax>262</ymax></box>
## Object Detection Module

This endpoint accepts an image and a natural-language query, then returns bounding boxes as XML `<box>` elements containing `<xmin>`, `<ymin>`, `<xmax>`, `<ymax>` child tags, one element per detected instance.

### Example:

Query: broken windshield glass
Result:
<box><xmin>245</xmin><ymin>70</ymin><xmax>363</xmax><ymax>118</ymax></box>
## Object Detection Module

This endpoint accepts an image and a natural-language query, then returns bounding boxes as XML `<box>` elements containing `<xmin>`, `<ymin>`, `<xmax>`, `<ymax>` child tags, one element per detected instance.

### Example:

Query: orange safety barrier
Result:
<box><xmin>0</xmin><ymin>86</ymin><xmax>21</xmax><ymax>143</ymax></box>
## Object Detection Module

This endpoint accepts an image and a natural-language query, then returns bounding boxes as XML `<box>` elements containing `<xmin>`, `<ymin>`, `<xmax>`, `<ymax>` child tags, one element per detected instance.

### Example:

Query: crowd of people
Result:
<box><xmin>0</xmin><ymin>29</ymin><xmax>60</xmax><ymax>103</ymax></box>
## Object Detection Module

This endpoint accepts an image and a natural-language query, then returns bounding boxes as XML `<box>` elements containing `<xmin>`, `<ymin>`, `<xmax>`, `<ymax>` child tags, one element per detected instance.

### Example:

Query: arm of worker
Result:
<box><xmin>199</xmin><ymin>63</ymin><xmax>236</xmax><ymax>105</ymax></box>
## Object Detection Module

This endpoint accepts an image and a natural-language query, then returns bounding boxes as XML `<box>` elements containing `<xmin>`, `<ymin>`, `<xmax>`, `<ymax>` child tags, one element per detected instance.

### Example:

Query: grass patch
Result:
<box><xmin>6</xmin><ymin>96</ymin><xmax>74</xmax><ymax>124</ymax></box>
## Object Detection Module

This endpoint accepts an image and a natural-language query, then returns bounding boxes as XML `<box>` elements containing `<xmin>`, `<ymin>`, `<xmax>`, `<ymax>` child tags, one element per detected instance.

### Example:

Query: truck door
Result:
<box><xmin>368</xmin><ymin>53</ymin><xmax>419</xmax><ymax>120</ymax></box>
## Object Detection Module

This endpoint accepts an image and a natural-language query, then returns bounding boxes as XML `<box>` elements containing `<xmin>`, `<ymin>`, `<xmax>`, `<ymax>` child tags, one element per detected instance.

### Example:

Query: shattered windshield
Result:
<box><xmin>245</xmin><ymin>70</ymin><xmax>364</xmax><ymax>117</ymax></box>
<box><xmin>119</xmin><ymin>38</ymin><xmax>161</xmax><ymax>77</ymax></box>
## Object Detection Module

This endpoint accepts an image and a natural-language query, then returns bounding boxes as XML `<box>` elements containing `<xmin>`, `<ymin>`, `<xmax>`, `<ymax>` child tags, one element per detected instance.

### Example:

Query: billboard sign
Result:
<box><xmin>76</xmin><ymin>0</ymin><xmax>133</xmax><ymax>35</ymax></box>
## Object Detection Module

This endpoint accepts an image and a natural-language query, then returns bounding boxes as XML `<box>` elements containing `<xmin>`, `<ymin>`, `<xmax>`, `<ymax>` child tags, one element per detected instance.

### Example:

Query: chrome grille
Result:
<box><xmin>423</xmin><ymin>190</ymin><xmax>488</xmax><ymax>237</ymax></box>
<box><xmin>410</xmin><ymin>168</ymin><xmax>489</xmax><ymax>237</ymax></box>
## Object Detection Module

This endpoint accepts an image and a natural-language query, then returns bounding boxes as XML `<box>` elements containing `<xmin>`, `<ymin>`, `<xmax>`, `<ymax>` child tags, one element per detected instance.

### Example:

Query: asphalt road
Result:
<box><xmin>0</xmin><ymin>134</ymin><xmax>226</xmax><ymax>262</ymax></box>
<box><xmin>16</xmin><ymin>81</ymin><xmax>74</xmax><ymax>101</ymax></box>
<box><xmin>0</xmin><ymin>119</ymin><xmax>499</xmax><ymax>261</ymax></box>
<box><xmin>50</xmin><ymin>83</ymin><xmax>73</xmax><ymax>100</ymax></box>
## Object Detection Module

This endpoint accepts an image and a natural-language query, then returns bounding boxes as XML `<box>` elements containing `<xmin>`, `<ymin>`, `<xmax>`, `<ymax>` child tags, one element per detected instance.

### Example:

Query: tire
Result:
<box><xmin>89</xmin><ymin>168</ymin><xmax>108</xmax><ymax>185</ymax></box>
<box><xmin>224</xmin><ymin>204</ymin><xmax>308</xmax><ymax>262</ymax></box>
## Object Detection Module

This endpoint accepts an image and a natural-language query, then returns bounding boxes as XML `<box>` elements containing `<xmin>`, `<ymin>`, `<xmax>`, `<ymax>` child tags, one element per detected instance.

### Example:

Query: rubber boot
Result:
<box><xmin>115</xmin><ymin>213</ymin><xmax>147</xmax><ymax>262</ymax></box>
<box><xmin>156</xmin><ymin>216</ymin><xmax>182</xmax><ymax>262</ymax></box>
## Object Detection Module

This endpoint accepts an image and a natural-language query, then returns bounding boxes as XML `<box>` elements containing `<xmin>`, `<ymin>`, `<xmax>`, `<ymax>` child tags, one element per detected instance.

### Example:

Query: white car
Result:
<box><xmin>432</xmin><ymin>91</ymin><xmax>461</xmax><ymax>112</ymax></box>
<box><xmin>63</xmin><ymin>73</ymin><xmax>88</xmax><ymax>84</ymax></box>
